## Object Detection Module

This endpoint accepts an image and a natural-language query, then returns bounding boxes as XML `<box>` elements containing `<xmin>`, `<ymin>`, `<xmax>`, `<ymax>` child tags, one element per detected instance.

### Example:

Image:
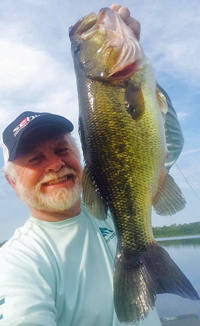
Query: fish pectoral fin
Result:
<box><xmin>82</xmin><ymin>166</ymin><xmax>108</xmax><ymax>220</ymax></box>
<box><xmin>156</xmin><ymin>87</ymin><xmax>168</xmax><ymax>115</ymax></box>
<box><xmin>125</xmin><ymin>81</ymin><xmax>145</xmax><ymax>121</ymax></box>
<box><xmin>153</xmin><ymin>173</ymin><xmax>186</xmax><ymax>215</ymax></box>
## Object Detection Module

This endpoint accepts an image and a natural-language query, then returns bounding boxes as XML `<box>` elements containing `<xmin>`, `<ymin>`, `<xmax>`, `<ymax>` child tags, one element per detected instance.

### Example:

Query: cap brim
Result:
<box><xmin>9</xmin><ymin>115</ymin><xmax>74</xmax><ymax>161</ymax></box>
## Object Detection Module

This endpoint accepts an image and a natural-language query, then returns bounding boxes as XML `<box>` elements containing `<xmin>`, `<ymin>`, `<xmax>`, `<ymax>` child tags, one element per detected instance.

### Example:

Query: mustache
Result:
<box><xmin>38</xmin><ymin>167</ymin><xmax>80</xmax><ymax>187</ymax></box>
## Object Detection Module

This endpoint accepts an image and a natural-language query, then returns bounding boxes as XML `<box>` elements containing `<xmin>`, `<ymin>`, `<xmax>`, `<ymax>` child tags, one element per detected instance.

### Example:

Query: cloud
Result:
<box><xmin>0</xmin><ymin>39</ymin><xmax>73</xmax><ymax>93</ymax></box>
<box><xmin>170</xmin><ymin>161</ymin><xmax>200</xmax><ymax>192</ymax></box>
<box><xmin>0</xmin><ymin>0</ymin><xmax>199</xmax><ymax>148</ymax></box>
<box><xmin>0</xmin><ymin>0</ymin><xmax>199</xmax><ymax>133</ymax></box>
<box><xmin>0</xmin><ymin>38</ymin><xmax>79</xmax><ymax>136</ymax></box>
<box><xmin>177</xmin><ymin>111</ymin><xmax>190</xmax><ymax>121</ymax></box>
<box><xmin>151</xmin><ymin>40</ymin><xmax>200</xmax><ymax>85</ymax></box>
<box><xmin>182</xmin><ymin>148</ymin><xmax>200</xmax><ymax>156</ymax></box>
<box><xmin>0</xmin><ymin>40</ymin><xmax>46</xmax><ymax>91</ymax></box>
<box><xmin>138</xmin><ymin>0</ymin><xmax>200</xmax><ymax>86</ymax></box>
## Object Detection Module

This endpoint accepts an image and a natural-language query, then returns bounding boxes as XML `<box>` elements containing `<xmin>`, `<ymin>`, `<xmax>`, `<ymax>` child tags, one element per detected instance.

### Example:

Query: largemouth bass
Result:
<box><xmin>69</xmin><ymin>8</ymin><xmax>199</xmax><ymax>324</ymax></box>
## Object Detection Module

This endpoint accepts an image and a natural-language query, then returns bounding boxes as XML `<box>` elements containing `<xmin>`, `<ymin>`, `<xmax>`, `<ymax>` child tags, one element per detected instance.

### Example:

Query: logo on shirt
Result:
<box><xmin>99</xmin><ymin>227</ymin><xmax>116</xmax><ymax>243</ymax></box>
<box><xmin>0</xmin><ymin>298</ymin><xmax>5</xmax><ymax>321</ymax></box>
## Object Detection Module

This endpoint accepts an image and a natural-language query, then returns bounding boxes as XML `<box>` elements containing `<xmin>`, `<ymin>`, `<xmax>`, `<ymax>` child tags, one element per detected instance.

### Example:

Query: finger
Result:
<box><xmin>126</xmin><ymin>17</ymin><xmax>141</xmax><ymax>40</ymax></box>
<box><xmin>109</xmin><ymin>4</ymin><xmax>141</xmax><ymax>41</ymax></box>
<box><xmin>109</xmin><ymin>4</ymin><xmax>121</xmax><ymax>12</ymax></box>
<box><xmin>118</xmin><ymin>6</ymin><xmax>130</xmax><ymax>21</ymax></box>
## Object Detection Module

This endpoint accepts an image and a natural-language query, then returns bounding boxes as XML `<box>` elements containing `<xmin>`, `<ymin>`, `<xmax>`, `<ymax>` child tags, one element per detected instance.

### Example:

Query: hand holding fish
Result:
<box><xmin>110</xmin><ymin>3</ymin><xmax>141</xmax><ymax>40</ymax></box>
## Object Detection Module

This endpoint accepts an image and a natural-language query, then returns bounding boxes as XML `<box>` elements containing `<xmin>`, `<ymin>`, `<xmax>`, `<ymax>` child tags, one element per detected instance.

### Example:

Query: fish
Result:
<box><xmin>69</xmin><ymin>8</ymin><xmax>200</xmax><ymax>324</ymax></box>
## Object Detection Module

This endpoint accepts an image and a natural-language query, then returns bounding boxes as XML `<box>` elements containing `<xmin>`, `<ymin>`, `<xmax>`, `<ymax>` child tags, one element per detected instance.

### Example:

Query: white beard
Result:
<box><xmin>15</xmin><ymin>167</ymin><xmax>82</xmax><ymax>212</ymax></box>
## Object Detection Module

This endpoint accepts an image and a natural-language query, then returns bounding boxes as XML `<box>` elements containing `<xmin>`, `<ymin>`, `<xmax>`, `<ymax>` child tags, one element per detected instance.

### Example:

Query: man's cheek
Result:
<box><xmin>65</xmin><ymin>155</ymin><xmax>82</xmax><ymax>171</ymax></box>
<box><xmin>22</xmin><ymin>170</ymin><xmax>42</xmax><ymax>188</ymax></box>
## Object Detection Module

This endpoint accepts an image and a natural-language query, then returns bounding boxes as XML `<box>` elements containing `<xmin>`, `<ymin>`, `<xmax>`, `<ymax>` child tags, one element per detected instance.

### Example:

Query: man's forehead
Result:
<box><xmin>34</xmin><ymin>133</ymin><xmax>70</xmax><ymax>149</ymax></box>
<box><xmin>17</xmin><ymin>132</ymin><xmax>70</xmax><ymax>157</ymax></box>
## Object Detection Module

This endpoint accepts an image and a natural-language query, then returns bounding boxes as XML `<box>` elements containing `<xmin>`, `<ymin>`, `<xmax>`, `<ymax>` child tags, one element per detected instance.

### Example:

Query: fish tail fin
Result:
<box><xmin>114</xmin><ymin>241</ymin><xmax>199</xmax><ymax>324</ymax></box>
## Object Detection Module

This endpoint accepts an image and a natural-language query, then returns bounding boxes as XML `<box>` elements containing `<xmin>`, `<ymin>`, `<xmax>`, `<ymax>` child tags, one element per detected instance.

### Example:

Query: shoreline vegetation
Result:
<box><xmin>0</xmin><ymin>222</ymin><xmax>200</xmax><ymax>247</ymax></box>
<box><xmin>153</xmin><ymin>221</ymin><xmax>200</xmax><ymax>238</ymax></box>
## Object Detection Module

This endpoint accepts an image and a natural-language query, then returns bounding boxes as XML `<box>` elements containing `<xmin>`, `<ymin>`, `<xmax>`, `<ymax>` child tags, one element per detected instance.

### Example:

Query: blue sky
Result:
<box><xmin>0</xmin><ymin>0</ymin><xmax>200</xmax><ymax>242</ymax></box>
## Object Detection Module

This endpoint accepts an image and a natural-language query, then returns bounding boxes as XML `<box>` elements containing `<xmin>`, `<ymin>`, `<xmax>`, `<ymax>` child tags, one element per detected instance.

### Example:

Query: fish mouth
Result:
<box><xmin>70</xmin><ymin>8</ymin><xmax>142</xmax><ymax>80</ymax></box>
<box><xmin>69</xmin><ymin>12</ymin><xmax>97</xmax><ymax>39</ymax></box>
<box><xmin>43</xmin><ymin>174</ymin><xmax>74</xmax><ymax>186</ymax></box>
<box><xmin>108</xmin><ymin>61</ymin><xmax>140</xmax><ymax>80</ymax></box>
<box><xmin>97</xmin><ymin>8</ymin><xmax>143</xmax><ymax>78</ymax></box>
<box><xmin>69</xmin><ymin>8</ymin><xmax>112</xmax><ymax>39</ymax></box>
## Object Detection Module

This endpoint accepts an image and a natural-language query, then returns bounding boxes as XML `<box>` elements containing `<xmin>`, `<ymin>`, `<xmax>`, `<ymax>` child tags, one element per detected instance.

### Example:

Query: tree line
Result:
<box><xmin>153</xmin><ymin>221</ymin><xmax>200</xmax><ymax>238</ymax></box>
<box><xmin>1</xmin><ymin>222</ymin><xmax>200</xmax><ymax>246</ymax></box>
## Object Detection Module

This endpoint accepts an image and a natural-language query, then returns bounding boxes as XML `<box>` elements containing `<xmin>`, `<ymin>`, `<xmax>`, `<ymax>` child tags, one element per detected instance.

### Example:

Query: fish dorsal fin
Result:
<box><xmin>153</xmin><ymin>170</ymin><xmax>186</xmax><ymax>215</ymax></box>
<box><xmin>156</xmin><ymin>87</ymin><xmax>168</xmax><ymax>115</ymax></box>
<box><xmin>82</xmin><ymin>166</ymin><xmax>108</xmax><ymax>220</ymax></box>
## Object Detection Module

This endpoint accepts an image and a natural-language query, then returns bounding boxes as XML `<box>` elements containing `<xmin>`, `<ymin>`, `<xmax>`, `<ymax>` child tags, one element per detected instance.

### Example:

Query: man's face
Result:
<box><xmin>12</xmin><ymin>133</ymin><xmax>82</xmax><ymax>212</ymax></box>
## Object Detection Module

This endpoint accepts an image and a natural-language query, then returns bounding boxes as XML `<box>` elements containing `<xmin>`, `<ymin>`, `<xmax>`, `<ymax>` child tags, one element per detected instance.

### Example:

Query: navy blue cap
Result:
<box><xmin>2</xmin><ymin>111</ymin><xmax>74</xmax><ymax>162</ymax></box>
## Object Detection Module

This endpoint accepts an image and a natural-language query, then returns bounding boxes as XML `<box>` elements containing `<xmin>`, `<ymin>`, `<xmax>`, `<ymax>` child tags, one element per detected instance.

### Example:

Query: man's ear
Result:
<box><xmin>5</xmin><ymin>175</ymin><xmax>16</xmax><ymax>190</ymax></box>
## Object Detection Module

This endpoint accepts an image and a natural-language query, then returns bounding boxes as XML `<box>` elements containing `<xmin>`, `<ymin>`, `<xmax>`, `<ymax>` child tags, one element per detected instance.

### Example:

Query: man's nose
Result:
<box><xmin>44</xmin><ymin>154</ymin><xmax>65</xmax><ymax>173</ymax></box>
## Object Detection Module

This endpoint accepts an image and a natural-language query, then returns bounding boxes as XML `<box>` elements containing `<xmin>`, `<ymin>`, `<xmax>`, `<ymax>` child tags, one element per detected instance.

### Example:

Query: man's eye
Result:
<box><xmin>29</xmin><ymin>157</ymin><xmax>41</xmax><ymax>164</ymax></box>
<box><xmin>56</xmin><ymin>148</ymin><xmax>70</xmax><ymax>154</ymax></box>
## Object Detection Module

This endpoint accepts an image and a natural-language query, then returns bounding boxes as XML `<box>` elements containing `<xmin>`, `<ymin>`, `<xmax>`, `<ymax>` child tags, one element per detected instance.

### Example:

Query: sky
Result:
<box><xmin>0</xmin><ymin>0</ymin><xmax>200</xmax><ymax>242</ymax></box>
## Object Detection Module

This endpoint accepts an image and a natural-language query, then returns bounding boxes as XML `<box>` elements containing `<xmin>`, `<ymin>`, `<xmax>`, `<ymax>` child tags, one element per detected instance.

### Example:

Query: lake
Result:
<box><xmin>155</xmin><ymin>235</ymin><xmax>200</xmax><ymax>320</ymax></box>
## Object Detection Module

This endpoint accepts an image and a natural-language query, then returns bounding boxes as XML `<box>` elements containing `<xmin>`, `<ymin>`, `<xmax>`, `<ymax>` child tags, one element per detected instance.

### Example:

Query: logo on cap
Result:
<box><xmin>13</xmin><ymin>114</ymin><xmax>41</xmax><ymax>137</ymax></box>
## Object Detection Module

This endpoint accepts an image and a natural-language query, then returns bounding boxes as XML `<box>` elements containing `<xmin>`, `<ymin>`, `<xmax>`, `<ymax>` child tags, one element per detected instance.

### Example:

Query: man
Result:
<box><xmin>0</xmin><ymin>4</ymin><xmax>184</xmax><ymax>326</ymax></box>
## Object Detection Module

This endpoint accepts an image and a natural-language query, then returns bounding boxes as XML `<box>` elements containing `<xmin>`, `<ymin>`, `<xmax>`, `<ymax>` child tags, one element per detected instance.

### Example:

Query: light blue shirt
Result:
<box><xmin>0</xmin><ymin>204</ymin><xmax>161</xmax><ymax>326</ymax></box>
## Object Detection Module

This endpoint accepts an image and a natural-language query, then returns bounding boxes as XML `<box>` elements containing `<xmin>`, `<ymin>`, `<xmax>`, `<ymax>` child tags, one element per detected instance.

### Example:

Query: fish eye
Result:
<box><xmin>74</xmin><ymin>44</ymin><xmax>81</xmax><ymax>54</ymax></box>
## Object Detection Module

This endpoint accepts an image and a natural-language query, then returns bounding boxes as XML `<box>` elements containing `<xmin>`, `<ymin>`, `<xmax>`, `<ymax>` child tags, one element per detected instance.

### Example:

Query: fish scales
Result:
<box><xmin>80</xmin><ymin>75</ymin><xmax>159</xmax><ymax>251</ymax></box>
<box><xmin>70</xmin><ymin>7</ymin><xmax>199</xmax><ymax>324</ymax></box>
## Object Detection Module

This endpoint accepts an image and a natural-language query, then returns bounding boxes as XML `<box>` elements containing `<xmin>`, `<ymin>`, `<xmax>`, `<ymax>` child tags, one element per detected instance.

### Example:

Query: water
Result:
<box><xmin>155</xmin><ymin>235</ymin><xmax>200</xmax><ymax>319</ymax></box>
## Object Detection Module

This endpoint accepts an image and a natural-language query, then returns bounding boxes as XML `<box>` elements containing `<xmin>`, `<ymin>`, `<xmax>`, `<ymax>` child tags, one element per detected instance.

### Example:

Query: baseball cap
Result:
<box><xmin>2</xmin><ymin>111</ymin><xmax>74</xmax><ymax>162</ymax></box>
